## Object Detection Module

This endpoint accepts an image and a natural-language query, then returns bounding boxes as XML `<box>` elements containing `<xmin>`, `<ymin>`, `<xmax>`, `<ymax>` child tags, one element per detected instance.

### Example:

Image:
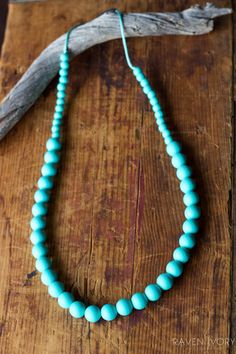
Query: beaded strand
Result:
<box><xmin>30</xmin><ymin>9</ymin><xmax>201</xmax><ymax>323</ymax></box>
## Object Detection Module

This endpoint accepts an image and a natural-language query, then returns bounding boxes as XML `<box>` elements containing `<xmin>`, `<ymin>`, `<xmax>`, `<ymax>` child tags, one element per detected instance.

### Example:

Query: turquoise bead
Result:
<box><xmin>159</xmin><ymin>123</ymin><xmax>168</xmax><ymax>133</ymax></box>
<box><xmin>34</xmin><ymin>189</ymin><xmax>49</xmax><ymax>203</ymax></box>
<box><xmin>84</xmin><ymin>305</ymin><xmax>101</xmax><ymax>323</ymax></box>
<box><xmin>133</xmin><ymin>66</ymin><xmax>142</xmax><ymax>75</ymax></box>
<box><xmin>171</xmin><ymin>153</ymin><xmax>186</xmax><ymax>169</ymax></box>
<box><xmin>173</xmin><ymin>247</ymin><xmax>190</xmax><ymax>263</ymax></box>
<box><xmin>116</xmin><ymin>298</ymin><xmax>133</xmax><ymax>316</ymax></box>
<box><xmin>44</xmin><ymin>151</ymin><xmax>60</xmax><ymax>164</ymax></box>
<box><xmin>52</xmin><ymin>132</ymin><xmax>60</xmax><ymax>138</ymax></box>
<box><xmin>55</xmin><ymin>105</ymin><xmax>64</xmax><ymax>113</ymax></box>
<box><xmin>69</xmin><ymin>301</ymin><xmax>86</xmax><ymax>318</ymax></box>
<box><xmin>183</xmin><ymin>219</ymin><xmax>199</xmax><ymax>234</ymax></box>
<box><xmin>166</xmin><ymin>141</ymin><xmax>181</xmax><ymax>157</ymax></box>
<box><xmin>184</xmin><ymin>205</ymin><xmax>201</xmax><ymax>219</ymax></box>
<box><xmin>179</xmin><ymin>233</ymin><xmax>196</xmax><ymax>249</ymax></box>
<box><xmin>144</xmin><ymin>284</ymin><xmax>162</xmax><ymax>302</ymax></box>
<box><xmin>149</xmin><ymin>96</ymin><xmax>158</xmax><ymax>106</ymax></box>
<box><xmin>59</xmin><ymin>69</ymin><xmax>68</xmax><ymax>77</ymax></box>
<box><xmin>41</xmin><ymin>163</ymin><xmax>57</xmax><ymax>177</ymax></box>
<box><xmin>147</xmin><ymin>90</ymin><xmax>156</xmax><ymax>99</ymax></box>
<box><xmin>101</xmin><ymin>304</ymin><xmax>117</xmax><ymax>321</ymax></box>
<box><xmin>60</xmin><ymin>52</ymin><xmax>69</xmax><ymax>62</ymax></box>
<box><xmin>58</xmin><ymin>292</ymin><xmax>74</xmax><ymax>309</ymax></box>
<box><xmin>153</xmin><ymin>105</ymin><xmax>162</xmax><ymax>114</ymax></box>
<box><xmin>57</xmin><ymin>83</ymin><xmax>66</xmax><ymax>92</ymax></box>
<box><xmin>162</xmin><ymin>130</ymin><xmax>171</xmax><ymax>139</ymax></box>
<box><xmin>164</xmin><ymin>136</ymin><xmax>173</xmax><ymax>145</ymax></box>
<box><xmin>38</xmin><ymin>176</ymin><xmax>53</xmax><ymax>190</ymax></box>
<box><xmin>41</xmin><ymin>269</ymin><xmax>58</xmax><ymax>286</ymax></box>
<box><xmin>180</xmin><ymin>178</ymin><xmax>196</xmax><ymax>193</ymax></box>
<box><xmin>155</xmin><ymin>116</ymin><xmax>164</xmax><ymax>125</ymax></box>
<box><xmin>56</xmin><ymin>98</ymin><xmax>65</xmax><ymax>106</ymax></box>
<box><xmin>131</xmin><ymin>292</ymin><xmax>148</xmax><ymax>310</ymax></box>
<box><xmin>140</xmin><ymin>78</ymin><xmax>149</xmax><ymax>88</ymax></box>
<box><xmin>176</xmin><ymin>165</ymin><xmax>192</xmax><ymax>181</ymax></box>
<box><xmin>30</xmin><ymin>216</ymin><xmax>46</xmax><ymax>231</ymax></box>
<box><xmin>51</xmin><ymin>126</ymin><xmax>60</xmax><ymax>134</ymax></box>
<box><xmin>52</xmin><ymin>119</ymin><xmax>62</xmax><ymax>126</ymax></box>
<box><xmin>156</xmin><ymin>273</ymin><xmax>174</xmax><ymax>291</ymax></box>
<box><xmin>46</xmin><ymin>137</ymin><xmax>61</xmax><ymax>151</ymax></box>
<box><xmin>30</xmin><ymin>230</ymin><xmax>46</xmax><ymax>245</ymax></box>
<box><xmin>183</xmin><ymin>191</ymin><xmax>200</xmax><ymax>206</ymax></box>
<box><xmin>32</xmin><ymin>203</ymin><xmax>47</xmax><ymax>217</ymax></box>
<box><xmin>166</xmin><ymin>260</ymin><xmax>183</xmax><ymax>278</ymax></box>
<box><xmin>59</xmin><ymin>76</ymin><xmax>68</xmax><ymax>85</ymax></box>
<box><xmin>143</xmin><ymin>85</ymin><xmax>152</xmax><ymax>95</ymax></box>
<box><xmin>57</xmin><ymin>91</ymin><xmax>66</xmax><ymax>99</ymax></box>
<box><xmin>60</xmin><ymin>61</ymin><xmax>69</xmax><ymax>70</ymax></box>
<box><xmin>53</xmin><ymin>112</ymin><xmax>63</xmax><ymax>120</ymax></box>
<box><xmin>32</xmin><ymin>243</ymin><xmax>48</xmax><ymax>259</ymax></box>
<box><xmin>48</xmin><ymin>281</ymin><xmax>65</xmax><ymax>298</ymax></box>
<box><xmin>35</xmin><ymin>256</ymin><xmax>52</xmax><ymax>272</ymax></box>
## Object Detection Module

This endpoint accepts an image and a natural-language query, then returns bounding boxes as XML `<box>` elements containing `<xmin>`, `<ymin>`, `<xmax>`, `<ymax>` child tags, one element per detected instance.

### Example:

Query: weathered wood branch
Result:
<box><xmin>0</xmin><ymin>3</ymin><xmax>232</xmax><ymax>140</ymax></box>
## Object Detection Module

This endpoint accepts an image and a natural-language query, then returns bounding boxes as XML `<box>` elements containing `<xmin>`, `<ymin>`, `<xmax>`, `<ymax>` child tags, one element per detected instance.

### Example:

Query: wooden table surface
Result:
<box><xmin>0</xmin><ymin>0</ymin><xmax>233</xmax><ymax>353</ymax></box>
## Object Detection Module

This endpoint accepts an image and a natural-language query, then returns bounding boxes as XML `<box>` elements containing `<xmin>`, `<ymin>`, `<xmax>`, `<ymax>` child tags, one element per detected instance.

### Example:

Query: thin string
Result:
<box><xmin>115</xmin><ymin>9</ymin><xmax>135</xmax><ymax>70</ymax></box>
<box><xmin>64</xmin><ymin>10</ymin><xmax>135</xmax><ymax>70</ymax></box>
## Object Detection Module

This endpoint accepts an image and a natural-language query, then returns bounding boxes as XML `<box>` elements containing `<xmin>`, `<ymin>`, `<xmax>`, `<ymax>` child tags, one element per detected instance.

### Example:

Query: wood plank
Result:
<box><xmin>0</xmin><ymin>0</ymin><xmax>232</xmax><ymax>353</ymax></box>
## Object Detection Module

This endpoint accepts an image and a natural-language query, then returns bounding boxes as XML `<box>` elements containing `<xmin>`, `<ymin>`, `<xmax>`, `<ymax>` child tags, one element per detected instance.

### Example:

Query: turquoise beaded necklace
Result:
<box><xmin>30</xmin><ymin>10</ymin><xmax>201</xmax><ymax>323</ymax></box>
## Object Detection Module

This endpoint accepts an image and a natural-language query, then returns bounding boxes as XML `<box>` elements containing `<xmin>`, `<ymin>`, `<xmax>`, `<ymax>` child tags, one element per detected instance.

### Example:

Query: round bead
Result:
<box><xmin>116</xmin><ymin>298</ymin><xmax>133</xmax><ymax>316</ymax></box>
<box><xmin>166</xmin><ymin>260</ymin><xmax>183</xmax><ymax>278</ymax></box>
<box><xmin>59</xmin><ymin>76</ymin><xmax>68</xmax><ymax>85</ymax></box>
<box><xmin>147</xmin><ymin>90</ymin><xmax>156</xmax><ymax>100</ymax></box>
<box><xmin>84</xmin><ymin>305</ymin><xmax>101</xmax><ymax>323</ymax></box>
<box><xmin>176</xmin><ymin>165</ymin><xmax>192</xmax><ymax>181</ymax></box>
<box><xmin>150</xmin><ymin>96</ymin><xmax>158</xmax><ymax>106</ymax></box>
<box><xmin>38</xmin><ymin>176</ymin><xmax>53</xmax><ymax>190</ymax></box>
<box><xmin>32</xmin><ymin>243</ymin><xmax>48</xmax><ymax>259</ymax></box>
<box><xmin>57</xmin><ymin>91</ymin><xmax>66</xmax><ymax>99</ymax></box>
<box><xmin>35</xmin><ymin>256</ymin><xmax>52</xmax><ymax>272</ymax></box>
<box><xmin>60</xmin><ymin>52</ymin><xmax>69</xmax><ymax>62</ymax></box>
<box><xmin>171</xmin><ymin>153</ymin><xmax>187</xmax><ymax>169</ymax></box>
<box><xmin>32</xmin><ymin>203</ymin><xmax>47</xmax><ymax>217</ymax></box>
<box><xmin>140</xmin><ymin>78</ymin><xmax>149</xmax><ymax>88</ymax></box>
<box><xmin>54</xmin><ymin>111</ymin><xmax>63</xmax><ymax>119</ymax></box>
<box><xmin>41</xmin><ymin>269</ymin><xmax>57</xmax><ymax>286</ymax></box>
<box><xmin>58</xmin><ymin>292</ymin><xmax>74</xmax><ymax>309</ymax></box>
<box><xmin>46</xmin><ymin>137</ymin><xmax>61</xmax><ymax>151</ymax></box>
<box><xmin>30</xmin><ymin>230</ymin><xmax>46</xmax><ymax>245</ymax></box>
<box><xmin>184</xmin><ymin>205</ymin><xmax>201</xmax><ymax>219</ymax></box>
<box><xmin>164</xmin><ymin>136</ymin><xmax>173</xmax><ymax>145</ymax></box>
<box><xmin>34</xmin><ymin>189</ymin><xmax>50</xmax><ymax>203</ymax></box>
<box><xmin>48</xmin><ymin>281</ymin><xmax>65</xmax><ymax>298</ymax></box>
<box><xmin>56</xmin><ymin>98</ymin><xmax>65</xmax><ymax>106</ymax></box>
<box><xmin>179</xmin><ymin>233</ymin><xmax>196</xmax><ymax>249</ymax></box>
<box><xmin>180</xmin><ymin>178</ymin><xmax>196</xmax><ymax>194</ymax></box>
<box><xmin>51</xmin><ymin>126</ymin><xmax>60</xmax><ymax>134</ymax></box>
<box><xmin>60</xmin><ymin>61</ymin><xmax>69</xmax><ymax>70</ymax></box>
<box><xmin>156</xmin><ymin>273</ymin><xmax>174</xmax><ymax>291</ymax></box>
<box><xmin>158</xmin><ymin>123</ymin><xmax>168</xmax><ymax>133</ymax></box>
<box><xmin>101</xmin><ymin>304</ymin><xmax>117</xmax><ymax>321</ymax></box>
<box><xmin>30</xmin><ymin>216</ymin><xmax>46</xmax><ymax>231</ymax></box>
<box><xmin>162</xmin><ymin>130</ymin><xmax>171</xmax><ymax>139</ymax></box>
<box><xmin>183</xmin><ymin>191</ymin><xmax>200</xmax><ymax>206</ymax></box>
<box><xmin>131</xmin><ymin>292</ymin><xmax>148</xmax><ymax>310</ymax></box>
<box><xmin>166</xmin><ymin>141</ymin><xmax>181</xmax><ymax>157</ymax></box>
<box><xmin>55</xmin><ymin>105</ymin><xmax>64</xmax><ymax>113</ymax></box>
<box><xmin>52</xmin><ymin>119</ymin><xmax>62</xmax><ymax>127</ymax></box>
<box><xmin>52</xmin><ymin>132</ymin><xmax>60</xmax><ymax>138</ymax></box>
<box><xmin>44</xmin><ymin>151</ymin><xmax>60</xmax><ymax>164</ymax></box>
<box><xmin>57</xmin><ymin>83</ymin><xmax>67</xmax><ymax>92</ymax></box>
<box><xmin>145</xmin><ymin>284</ymin><xmax>162</xmax><ymax>302</ymax></box>
<box><xmin>153</xmin><ymin>105</ymin><xmax>162</xmax><ymax>114</ymax></box>
<box><xmin>69</xmin><ymin>301</ymin><xmax>86</xmax><ymax>318</ymax></box>
<box><xmin>155</xmin><ymin>116</ymin><xmax>164</xmax><ymax>125</ymax></box>
<box><xmin>143</xmin><ymin>85</ymin><xmax>152</xmax><ymax>95</ymax></box>
<box><xmin>41</xmin><ymin>163</ymin><xmax>57</xmax><ymax>177</ymax></box>
<box><xmin>59</xmin><ymin>69</ymin><xmax>68</xmax><ymax>77</ymax></box>
<box><xmin>183</xmin><ymin>219</ymin><xmax>199</xmax><ymax>234</ymax></box>
<box><xmin>173</xmin><ymin>247</ymin><xmax>190</xmax><ymax>263</ymax></box>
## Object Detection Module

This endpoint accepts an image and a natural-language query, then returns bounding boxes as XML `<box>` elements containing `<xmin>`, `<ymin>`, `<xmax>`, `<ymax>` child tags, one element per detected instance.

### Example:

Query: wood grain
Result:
<box><xmin>0</xmin><ymin>1</ymin><xmax>232</xmax><ymax>353</ymax></box>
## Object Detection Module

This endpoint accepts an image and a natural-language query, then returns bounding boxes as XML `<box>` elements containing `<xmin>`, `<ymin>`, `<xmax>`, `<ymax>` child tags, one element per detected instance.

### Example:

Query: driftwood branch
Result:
<box><xmin>0</xmin><ymin>3</ymin><xmax>232</xmax><ymax>140</ymax></box>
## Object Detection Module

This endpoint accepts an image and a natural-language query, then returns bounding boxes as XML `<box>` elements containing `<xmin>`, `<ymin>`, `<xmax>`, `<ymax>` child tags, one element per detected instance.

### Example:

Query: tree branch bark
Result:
<box><xmin>0</xmin><ymin>3</ymin><xmax>232</xmax><ymax>140</ymax></box>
